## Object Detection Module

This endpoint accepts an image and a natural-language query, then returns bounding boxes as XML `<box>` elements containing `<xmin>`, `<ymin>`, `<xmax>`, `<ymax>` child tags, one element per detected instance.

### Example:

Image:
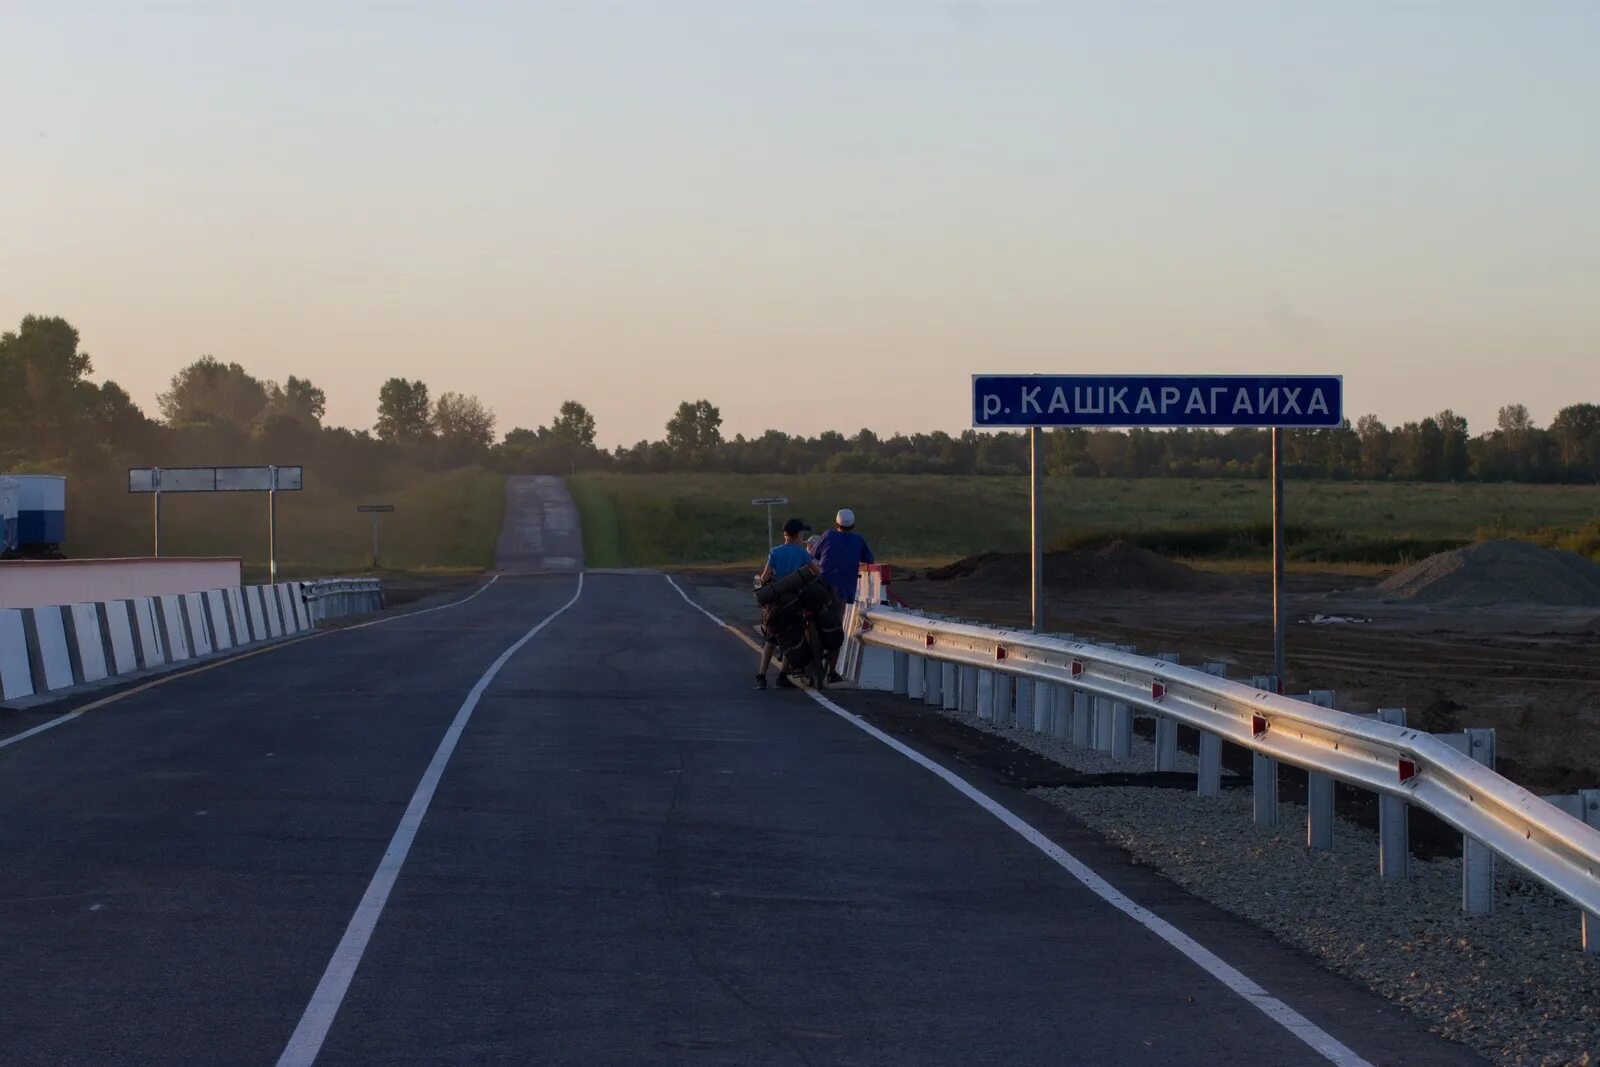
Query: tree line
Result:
<box><xmin>3</xmin><ymin>314</ymin><xmax>1597</xmax><ymax>487</ymax></box>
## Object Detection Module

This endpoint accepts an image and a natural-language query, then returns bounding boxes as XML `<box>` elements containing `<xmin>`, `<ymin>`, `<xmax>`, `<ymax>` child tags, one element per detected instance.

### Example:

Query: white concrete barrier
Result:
<box><xmin>159</xmin><ymin>594</ymin><xmax>191</xmax><ymax>661</ymax></box>
<box><xmin>67</xmin><ymin>602</ymin><xmax>109</xmax><ymax>683</ymax></box>
<box><xmin>183</xmin><ymin>592</ymin><xmax>213</xmax><ymax>655</ymax></box>
<box><xmin>103</xmin><ymin>600</ymin><xmax>139</xmax><ymax>675</ymax></box>
<box><xmin>275</xmin><ymin>585</ymin><xmax>299</xmax><ymax>634</ymax></box>
<box><xmin>132</xmin><ymin>597</ymin><xmax>165</xmax><ymax>668</ymax></box>
<box><xmin>258</xmin><ymin>585</ymin><xmax>283</xmax><ymax>638</ymax></box>
<box><xmin>247</xmin><ymin>585</ymin><xmax>270</xmax><ymax>640</ymax></box>
<box><xmin>29</xmin><ymin>605</ymin><xmax>74</xmax><ymax>691</ymax></box>
<box><xmin>288</xmin><ymin>582</ymin><xmax>311</xmax><ymax>630</ymax></box>
<box><xmin>205</xmin><ymin>589</ymin><xmax>233</xmax><ymax>650</ymax></box>
<box><xmin>226</xmin><ymin>587</ymin><xmax>249</xmax><ymax>643</ymax></box>
<box><xmin>1</xmin><ymin>607</ymin><xmax>34</xmax><ymax>701</ymax></box>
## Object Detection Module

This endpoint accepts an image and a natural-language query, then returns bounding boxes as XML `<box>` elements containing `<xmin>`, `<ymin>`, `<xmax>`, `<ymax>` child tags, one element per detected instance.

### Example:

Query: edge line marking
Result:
<box><xmin>0</xmin><ymin>574</ymin><xmax>504</xmax><ymax>751</ymax></box>
<box><xmin>660</xmin><ymin>573</ymin><xmax>1370</xmax><ymax>1067</ymax></box>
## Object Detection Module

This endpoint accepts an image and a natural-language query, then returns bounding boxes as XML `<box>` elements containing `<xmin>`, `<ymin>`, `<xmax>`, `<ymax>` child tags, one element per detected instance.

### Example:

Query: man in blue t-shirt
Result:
<box><xmin>810</xmin><ymin>508</ymin><xmax>875</xmax><ymax>682</ymax></box>
<box><xmin>755</xmin><ymin>518</ymin><xmax>818</xmax><ymax>689</ymax></box>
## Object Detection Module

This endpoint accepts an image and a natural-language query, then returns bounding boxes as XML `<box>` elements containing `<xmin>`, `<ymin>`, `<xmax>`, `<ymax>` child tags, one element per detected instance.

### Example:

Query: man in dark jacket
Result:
<box><xmin>809</xmin><ymin>508</ymin><xmax>874</xmax><ymax>683</ymax></box>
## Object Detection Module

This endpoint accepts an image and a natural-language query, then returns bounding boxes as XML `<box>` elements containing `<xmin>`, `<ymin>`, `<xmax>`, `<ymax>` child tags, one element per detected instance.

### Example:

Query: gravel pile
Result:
<box><xmin>1375</xmin><ymin>540</ymin><xmax>1600</xmax><ymax>608</ymax></box>
<box><xmin>921</xmin><ymin>541</ymin><xmax>1209</xmax><ymax>593</ymax></box>
<box><xmin>1034</xmin><ymin>786</ymin><xmax>1600</xmax><ymax>1064</ymax></box>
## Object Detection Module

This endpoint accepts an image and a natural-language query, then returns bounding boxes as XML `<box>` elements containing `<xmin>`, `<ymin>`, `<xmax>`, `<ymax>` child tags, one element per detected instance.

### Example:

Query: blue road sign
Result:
<box><xmin>972</xmin><ymin>375</ymin><xmax>1343</xmax><ymax>429</ymax></box>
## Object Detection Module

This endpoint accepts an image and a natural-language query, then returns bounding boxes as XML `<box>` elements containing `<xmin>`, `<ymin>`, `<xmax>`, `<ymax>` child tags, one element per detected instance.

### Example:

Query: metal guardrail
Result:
<box><xmin>299</xmin><ymin>578</ymin><xmax>383</xmax><ymax>623</ymax></box>
<box><xmin>846</xmin><ymin>599</ymin><xmax>1600</xmax><ymax>945</ymax></box>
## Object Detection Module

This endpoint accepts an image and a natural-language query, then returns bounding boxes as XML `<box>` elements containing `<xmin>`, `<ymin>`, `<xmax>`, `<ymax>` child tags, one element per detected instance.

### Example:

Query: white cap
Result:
<box><xmin>835</xmin><ymin>508</ymin><xmax>855</xmax><ymax>529</ymax></box>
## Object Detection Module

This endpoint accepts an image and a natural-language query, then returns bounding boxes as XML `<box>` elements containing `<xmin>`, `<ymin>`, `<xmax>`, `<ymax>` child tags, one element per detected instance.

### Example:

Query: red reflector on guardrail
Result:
<box><xmin>1071</xmin><ymin>660</ymin><xmax>1084</xmax><ymax>677</ymax></box>
<box><xmin>1252</xmin><ymin>714</ymin><xmax>1268</xmax><ymax>737</ymax></box>
<box><xmin>995</xmin><ymin>646</ymin><xmax>1008</xmax><ymax>662</ymax></box>
<box><xmin>925</xmin><ymin>634</ymin><xmax>935</xmax><ymax>648</ymax></box>
<box><xmin>858</xmin><ymin>618</ymin><xmax>872</xmax><ymax>633</ymax></box>
<box><xmin>1152</xmin><ymin>681</ymin><xmax>1167</xmax><ymax>701</ymax></box>
<box><xmin>1399</xmin><ymin>760</ymin><xmax>1418</xmax><ymax>784</ymax></box>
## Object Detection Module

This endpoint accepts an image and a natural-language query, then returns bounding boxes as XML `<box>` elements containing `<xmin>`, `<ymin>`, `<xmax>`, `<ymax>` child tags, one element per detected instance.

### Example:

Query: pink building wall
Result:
<box><xmin>0</xmin><ymin>557</ymin><xmax>242</xmax><ymax>609</ymax></box>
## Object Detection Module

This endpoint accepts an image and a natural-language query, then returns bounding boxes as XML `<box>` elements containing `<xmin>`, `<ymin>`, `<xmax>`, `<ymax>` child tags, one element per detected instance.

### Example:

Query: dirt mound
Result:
<box><xmin>923</xmin><ymin>540</ymin><xmax>1207</xmax><ymax>593</ymax></box>
<box><xmin>1374</xmin><ymin>540</ymin><xmax>1600</xmax><ymax>608</ymax></box>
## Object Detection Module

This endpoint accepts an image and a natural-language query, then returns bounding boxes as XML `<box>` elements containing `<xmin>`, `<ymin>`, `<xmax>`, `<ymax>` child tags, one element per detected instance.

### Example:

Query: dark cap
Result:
<box><xmin>783</xmin><ymin>518</ymin><xmax>811</xmax><ymax>536</ymax></box>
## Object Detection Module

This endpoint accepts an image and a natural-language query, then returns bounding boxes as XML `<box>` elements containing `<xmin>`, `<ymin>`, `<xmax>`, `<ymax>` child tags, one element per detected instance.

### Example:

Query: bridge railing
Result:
<box><xmin>300</xmin><ymin>578</ymin><xmax>384</xmax><ymax>623</ymax></box>
<box><xmin>841</xmin><ymin>567</ymin><xmax>1600</xmax><ymax>952</ymax></box>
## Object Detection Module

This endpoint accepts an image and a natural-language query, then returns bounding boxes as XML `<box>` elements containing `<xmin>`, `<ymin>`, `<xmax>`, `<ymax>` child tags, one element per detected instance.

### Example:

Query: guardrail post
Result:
<box><xmin>1197</xmin><ymin>662</ymin><xmax>1227</xmax><ymax>796</ymax></box>
<box><xmin>1377</xmin><ymin>708</ymin><xmax>1410</xmax><ymax>882</ymax></box>
<box><xmin>1093</xmin><ymin>695</ymin><xmax>1113</xmax><ymax>752</ymax></box>
<box><xmin>1014</xmin><ymin>678</ymin><xmax>1033</xmax><ymax>731</ymax></box>
<box><xmin>1249</xmin><ymin>674</ymin><xmax>1279</xmax><ymax>828</ymax></box>
<box><xmin>1306</xmin><ymin>690</ymin><xmax>1336</xmax><ymax>850</ymax></box>
<box><xmin>1111</xmin><ymin>702</ymin><xmax>1132</xmax><ymax>758</ymax></box>
<box><xmin>924</xmin><ymin>656</ymin><xmax>943</xmax><ymax>706</ymax></box>
<box><xmin>1154</xmin><ymin>652</ymin><xmax>1179</xmax><ymax>771</ymax></box>
<box><xmin>978</xmin><ymin>671</ymin><xmax>995</xmax><ymax>721</ymax></box>
<box><xmin>907</xmin><ymin>654</ymin><xmax>925</xmax><ymax>700</ymax></box>
<box><xmin>1545</xmin><ymin>790</ymin><xmax>1600</xmax><ymax>953</ymax></box>
<box><xmin>1049</xmin><ymin>684</ymin><xmax>1069</xmax><ymax>738</ymax></box>
<box><xmin>892</xmin><ymin>652</ymin><xmax>910</xmax><ymax>695</ymax></box>
<box><xmin>960</xmin><ymin>666</ymin><xmax>978</xmax><ymax>713</ymax></box>
<box><xmin>1461</xmin><ymin>728</ymin><xmax>1497</xmax><ymax>915</ymax></box>
<box><xmin>941</xmin><ymin>662</ymin><xmax>958</xmax><ymax>710</ymax></box>
<box><xmin>994</xmin><ymin>674</ymin><xmax>1014</xmax><ymax>727</ymax></box>
<box><xmin>1071</xmin><ymin>690</ymin><xmax>1091</xmax><ymax>747</ymax></box>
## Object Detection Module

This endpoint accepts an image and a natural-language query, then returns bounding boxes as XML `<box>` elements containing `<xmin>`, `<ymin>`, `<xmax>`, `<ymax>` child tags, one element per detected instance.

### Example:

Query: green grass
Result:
<box><xmin>64</xmin><ymin>466</ymin><xmax>506</xmax><ymax>579</ymax></box>
<box><xmin>568</xmin><ymin>473</ymin><xmax>1600</xmax><ymax>569</ymax></box>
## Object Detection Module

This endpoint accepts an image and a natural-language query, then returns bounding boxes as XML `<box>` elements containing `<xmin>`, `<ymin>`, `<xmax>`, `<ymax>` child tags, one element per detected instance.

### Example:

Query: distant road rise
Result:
<box><xmin>495</xmin><ymin>476</ymin><xmax>584</xmax><ymax>574</ymax></box>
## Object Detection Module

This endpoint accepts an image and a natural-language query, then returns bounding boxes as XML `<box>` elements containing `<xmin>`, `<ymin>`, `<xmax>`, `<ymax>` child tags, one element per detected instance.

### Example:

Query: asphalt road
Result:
<box><xmin>494</xmin><ymin>475</ymin><xmax>583</xmax><ymax>574</ymax></box>
<box><xmin>0</xmin><ymin>483</ymin><xmax>1479</xmax><ymax>1065</ymax></box>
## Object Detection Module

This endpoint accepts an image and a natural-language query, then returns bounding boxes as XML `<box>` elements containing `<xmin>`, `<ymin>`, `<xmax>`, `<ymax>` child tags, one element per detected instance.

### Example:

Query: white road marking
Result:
<box><xmin>661</xmin><ymin>573</ymin><xmax>1371</xmax><ymax>1067</ymax></box>
<box><xmin>0</xmin><ymin>576</ymin><xmax>503</xmax><ymax>753</ymax></box>
<box><xmin>275</xmin><ymin>573</ymin><xmax>584</xmax><ymax>1067</ymax></box>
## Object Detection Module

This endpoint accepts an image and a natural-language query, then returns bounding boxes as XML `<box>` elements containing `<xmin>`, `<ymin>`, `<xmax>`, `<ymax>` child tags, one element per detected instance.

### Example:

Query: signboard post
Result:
<box><xmin>357</xmin><ymin>505</ymin><xmax>396</xmax><ymax>567</ymax></box>
<box><xmin>129</xmin><ymin>466</ymin><xmax>303</xmax><ymax>581</ymax></box>
<box><xmin>751</xmin><ymin>496</ymin><xmax>789</xmax><ymax>558</ymax></box>
<box><xmin>972</xmin><ymin>375</ymin><xmax>1343</xmax><ymax>681</ymax></box>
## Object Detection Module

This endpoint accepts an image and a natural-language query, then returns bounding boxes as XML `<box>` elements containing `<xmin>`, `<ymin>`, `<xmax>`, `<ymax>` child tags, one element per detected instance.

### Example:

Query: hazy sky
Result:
<box><xmin>4</xmin><ymin>2</ymin><xmax>1596</xmax><ymax>447</ymax></box>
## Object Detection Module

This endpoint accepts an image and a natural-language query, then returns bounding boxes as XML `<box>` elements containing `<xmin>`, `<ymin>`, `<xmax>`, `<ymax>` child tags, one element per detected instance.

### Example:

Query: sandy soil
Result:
<box><xmin>679</xmin><ymin>563</ymin><xmax>1600</xmax><ymax>793</ymax></box>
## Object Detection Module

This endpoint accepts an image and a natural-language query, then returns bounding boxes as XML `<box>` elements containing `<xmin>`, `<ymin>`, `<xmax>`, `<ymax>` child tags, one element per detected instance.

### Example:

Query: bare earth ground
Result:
<box><xmin>680</xmin><ymin>563</ymin><xmax>1600</xmax><ymax>793</ymax></box>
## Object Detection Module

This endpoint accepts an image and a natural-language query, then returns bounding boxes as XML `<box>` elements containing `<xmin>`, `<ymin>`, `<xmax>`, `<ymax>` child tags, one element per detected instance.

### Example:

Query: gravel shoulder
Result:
<box><xmin>894</xmin><ymin>685</ymin><xmax>1600</xmax><ymax>1066</ymax></box>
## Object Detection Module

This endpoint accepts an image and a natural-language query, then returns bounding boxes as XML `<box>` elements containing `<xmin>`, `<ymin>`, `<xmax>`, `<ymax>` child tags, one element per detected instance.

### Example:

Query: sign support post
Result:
<box><xmin>356</xmin><ymin>505</ymin><xmax>396</xmax><ymax>568</ymax></box>
<box><xmin>1271</xmin><ymin>428</ymin><xmax>1286</xmax><ymax>692</ymax></box>
<box><xmin>1030</xmin><ymin>426</ymin><xmax>1044</xmax><ymax>632</ymax></box>
<box><xmin>971</xmin><ymin>374</ymin><xmax>1341</xmax><ymax>687</ymax></box>
<box><xmin>152</xmin><ymin>466</ymin><xmax>162</xmax><ymax>558</ymax></box>
<box><xmin>129</xmin><ymin>465</ymin><xmax>302</xmax><ymax>576</ymax></box>
<box><xmin>750</xmin><ymin>497</ymin><xmax>789</xmax><ymax>559</ymax></box>
<box><xmin>268</xmin><ymin>465</ymin><xmax>278</xmax><ymax>583</ymax></box>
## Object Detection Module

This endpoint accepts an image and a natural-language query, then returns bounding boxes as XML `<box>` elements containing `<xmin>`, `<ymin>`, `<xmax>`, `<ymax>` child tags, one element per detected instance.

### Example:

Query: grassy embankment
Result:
<box><xmin>568</xmin><ymin>472</ymin><xmax>1600</xmax><ymax>570</ymax></box>
<box><xmin>62</xmin><ymin>466</ymin><xmax>506</xmax><ymax>581</ymax></box>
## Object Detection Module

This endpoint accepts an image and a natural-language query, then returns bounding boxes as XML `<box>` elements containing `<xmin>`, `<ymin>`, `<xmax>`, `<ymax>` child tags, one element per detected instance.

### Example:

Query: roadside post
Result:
<box><xmin>972</xmin><ymin>375</ymin><xmax>1342</xmax><ymax>687</ymax></box>
<box><xmin>129</xmin><ymin>465</ymin><xmax>304</xmax><ymax>580</ymax></box>
<box><xmin>1029</xmin><ymin>427</ymin><xmax>1044</xmax><ymax>631</ymax></box>
<box><xmin>751</xmin><ymin>496</ymin><xmax>788</xmax><ymax>555</ymax></box>
<box><xmin>357</xmin><ymin>504</ymin><xmax>396</xmax><ymax>567</ymax></box>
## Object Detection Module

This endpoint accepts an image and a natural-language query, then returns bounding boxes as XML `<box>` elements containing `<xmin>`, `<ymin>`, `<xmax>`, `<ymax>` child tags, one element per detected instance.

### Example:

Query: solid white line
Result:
<box><xmin>663</xmin><ymin>572</ymin><xmax>732</xmax><ymax>628</ymax></box>
<box><xmin>661</xmin><ymin>574</ymin><xmax>1371</xmax><ymax>1067</ymax></box>
<box><xmin>275</xmin><ymin>573</ymin><xmax>584</xmax><ymax>1067</ymax></box>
